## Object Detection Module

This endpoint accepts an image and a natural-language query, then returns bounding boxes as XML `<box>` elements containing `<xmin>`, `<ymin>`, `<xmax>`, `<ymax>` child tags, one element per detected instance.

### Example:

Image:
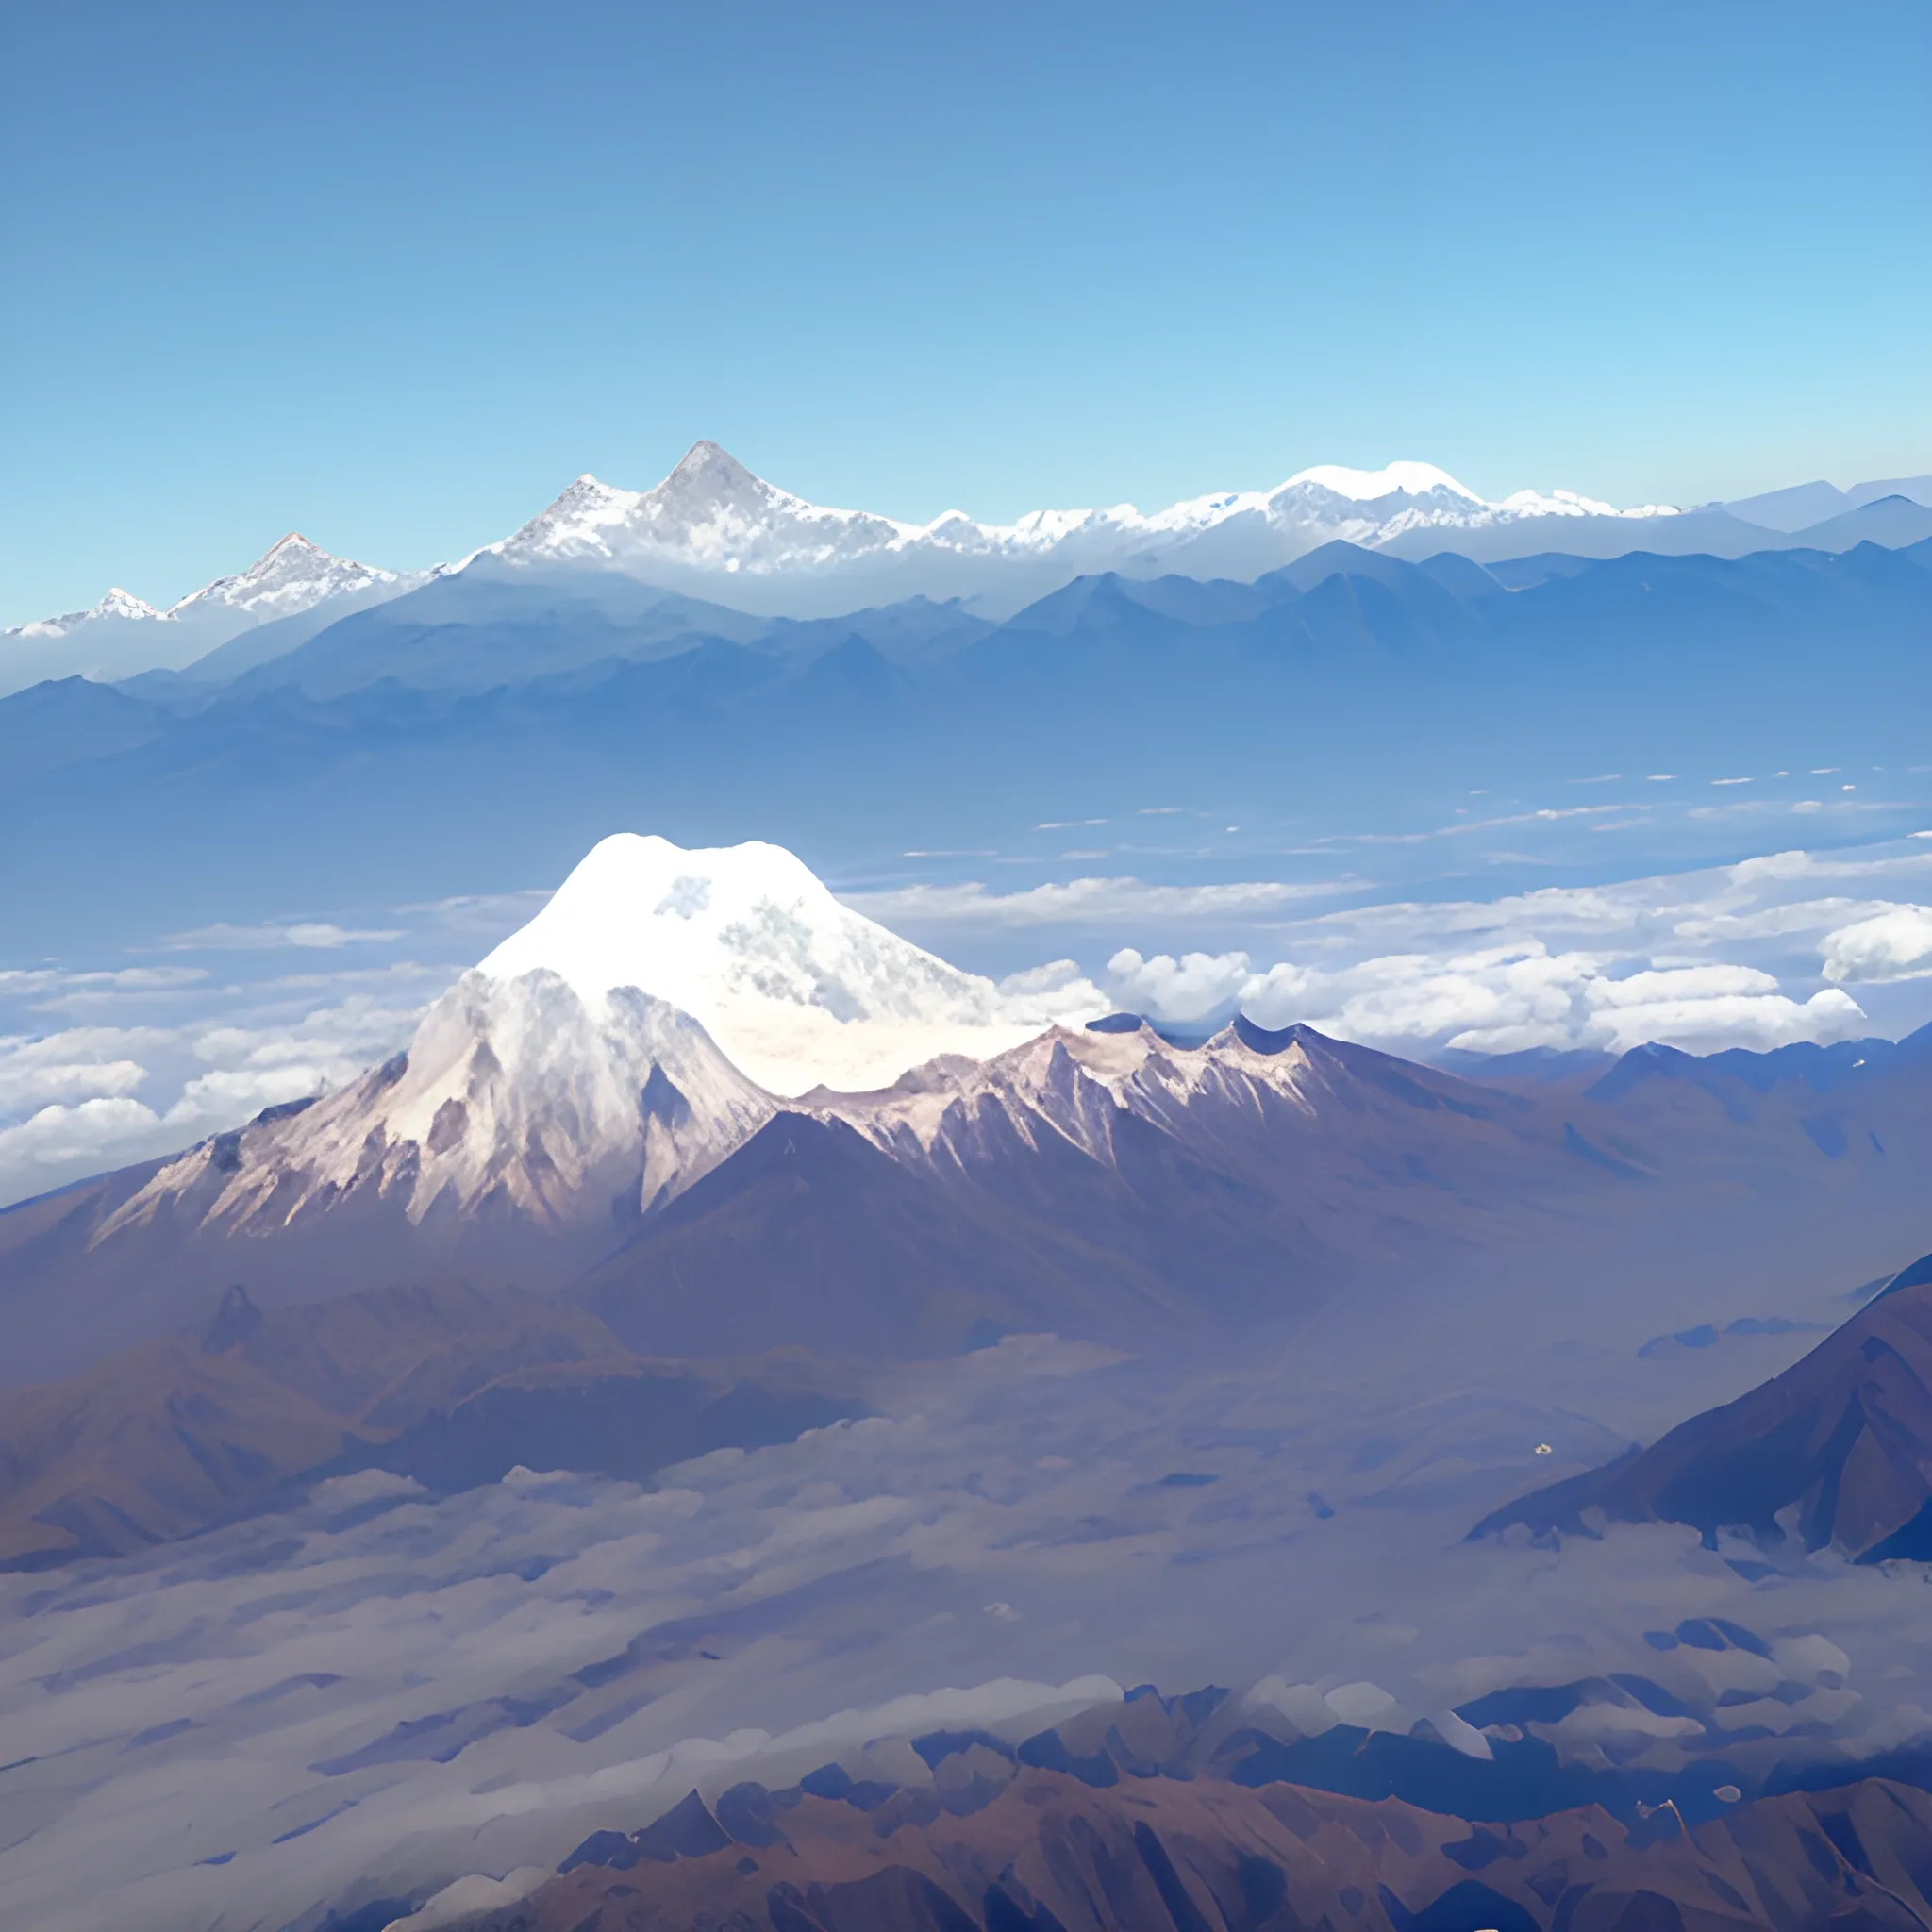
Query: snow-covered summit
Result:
<box><xmin>492</xmin><ymin>441</ymin><xmax>916</xmax><ymax>577</ymax></box>
<box><xmin>99</xmin><ymin>968</ymin><xmax>779</xmax><ymax>1246</ymax></box>
<box><xmin>167</xmin><ymin>532</ymin><xmax>396</xmax><ymax>620</ymax></box>
<box><xmin>92</xmin><ymin>833</ymin><xmax>1104</xmax><ymax>1254</ymax></box>
<box><xmin>2</xmin><ymin>532</ymin><xmax>414</xmax><ymax>694</ymax></box>
<box><xmin>8</xmin><ymin>536</ymin><xmax>398</xmax><ymax>641</ymax></box>
<box><xmin>479</xmin><ymin>832</ymin><xmax>1099</xmax><ymax>1093</ymax></box>
<box><xmin>5</xmin><ymin>586</ymin><xmax>165</xmax><ymax>640</ymax></box>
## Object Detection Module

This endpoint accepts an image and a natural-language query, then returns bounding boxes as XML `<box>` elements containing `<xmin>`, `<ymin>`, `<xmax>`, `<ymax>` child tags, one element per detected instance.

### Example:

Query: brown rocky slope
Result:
<box><xmin>454</xmin><ymin>1763</ymin><xmax>1932</xmax><ymax>1932</ymax></box>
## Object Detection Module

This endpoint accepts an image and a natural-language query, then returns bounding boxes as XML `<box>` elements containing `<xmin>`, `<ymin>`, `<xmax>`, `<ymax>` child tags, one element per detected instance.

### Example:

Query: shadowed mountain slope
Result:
<box><xmin>1474</xmin><ymin>1253</ymin><xmax>1932</xmax><ymax>1558</ymax></box>
<box><xmin>8</xmin><ymin>1002</ymin><xmax>1932</xmax><ymax>1389</ymax></box>
<box><xmin>0</xmin><ymin>1279</ymin><xmax>862</xmax><ymax>1568</ymax></box>
<box><xmin>0</xmin><ymin>1012</ymin><xmax>1660</xmax><ymax>1380</ymax></box>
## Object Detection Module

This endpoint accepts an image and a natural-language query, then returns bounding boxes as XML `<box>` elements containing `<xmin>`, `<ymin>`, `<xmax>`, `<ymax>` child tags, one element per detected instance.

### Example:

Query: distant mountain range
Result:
<box><xmin>0</xmin><ymin>533</ymin><xmax>414</xmax><ymax>689</ymax></box>
<box><xmin>6</xmin><ymin>532</ymin><xmax>1930</xmax><ymax>954</ymax></box>
<box><xmin>7</xmin><ymin>443</ymin><xmax>1931</xmax><ymax>693</ymax></box>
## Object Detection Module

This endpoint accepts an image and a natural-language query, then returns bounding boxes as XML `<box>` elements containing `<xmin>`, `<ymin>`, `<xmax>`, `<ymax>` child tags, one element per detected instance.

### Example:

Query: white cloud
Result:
<box><xmin>159</xmin><ymin>921</ymin><xmax>403</xmax><ymax>951</ymax></box>
<box><xmin>0</xmin><ymin>1057</ymin><xmax>146</xmax><ymax>1110</ymax></box>
<box><xmin>1820</xmin><ymin>906</ymin><xmax>1932</xmax><ymax>984</ymax></box>
<box><xmin>0</xmin><ymin>1028</ymin><xmax>169</xmax><ymax>1114</ymax></box>
<box><xmin>1106</xmin><ymin>948</ymin><xmax>1274</xmax><ymax>1022</ymax></box>
<box><xmin>0</xmin><ymin>966</ymin><xmax>207</xmax><ymax>998</ymax></box>
<box><xmin>1581</xmin><ymin>988</ymin><xmax>1865</xmax><ymax>1056</ymax></box>
<box><xmin>1099</xmin><ymin>942</ymin><xmax>1868</xmax><ymax>1058</ymax></box>
<box><xmin>0</xmin><ymin>1095</ymin><xmax>166</xmax><ymax>1171</ymax></box>
<box><xmin>994</xmin><ymin>960</ymin><xmax>1108</xmax><ymax>1022</ymax></box>
<box><xmin>170</xmin><ymin>1064</ymin><xmax>334</xmax><ymax>1123</ymax></box>
<box><xmin>0</xmin><ymin>995</ymin><xmax>428</xmax><ymax>1208</ymax></box>
<box><xmin>0</xmin><ymin>1060</ymin><xmax>330</xmax><ymax>1190</ymax></box>
<box><xmin>1585</xmin><ymin>963</ymin><xmax>1777</xmax><ymax>1008</ymax></box>
<box><xmin>845</xmin><ymin>876</ymin><xmax>1344</xmax><ymax>926</ymax></box>
<box><xmin>1670</xmin><ymin>897</ymin><xmax>1896</xmax><ymax>944</ymax></box>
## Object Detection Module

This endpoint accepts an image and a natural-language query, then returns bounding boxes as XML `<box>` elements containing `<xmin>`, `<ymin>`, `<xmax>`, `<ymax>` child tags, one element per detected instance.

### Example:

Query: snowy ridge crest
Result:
<box><xmin>487</xmin><ymin>441</ymin><xmax>1682</xmax><ymax>591</ymax></box>
<box><xmin>97</xmin><ymin>971</ymin><xmax>778</xmax><ymax>1242</ymax></box>
<box><xmin>167</xmin><ymin>532</ymin><xmax>395</xmax><ymax>620</ymax></box>
<box><xmin>6</xmin><ymin>534</ymin><xmax>396</xmax><ymax>641</ymax></box>
<box><xmin>8</xmin><ymin>587</ymin><xmax>165</xmax><ymax>638</ymax></box>
<box><xmin>9</xmin><ymin>442</ymin><xmax>1683</xmax><ymax>640</ymax></box>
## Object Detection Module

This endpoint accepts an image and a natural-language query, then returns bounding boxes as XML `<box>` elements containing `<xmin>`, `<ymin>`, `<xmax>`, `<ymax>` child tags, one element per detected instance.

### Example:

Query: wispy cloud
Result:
<box><xmin>844</xmin><ymin>876</ymin><xmax>1351</xmax><ymax>926</ymax></box>
<box><xmin>158</xmin><ymin>921</ymin><xmax>403</xmax><ymax>951</ymax></box>
<box><xmin>0</xmin><ymin>966</ymin><xmax>206</xmax><ymax>995</ymax></box>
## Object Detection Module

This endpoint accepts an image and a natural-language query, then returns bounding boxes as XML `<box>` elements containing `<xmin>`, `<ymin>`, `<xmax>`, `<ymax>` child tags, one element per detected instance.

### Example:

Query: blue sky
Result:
<box><xmin>3</xmin><ymin>0</ymin><xmax>1927</xmax><ymax>622</ymax></box>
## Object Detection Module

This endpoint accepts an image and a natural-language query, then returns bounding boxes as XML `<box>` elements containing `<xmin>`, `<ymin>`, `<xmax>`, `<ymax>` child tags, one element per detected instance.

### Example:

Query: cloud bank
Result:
<box><xmin>1104</xmin><ymin>944</ymin><xmax>1867</xmax><ymax>1056</ymax></box>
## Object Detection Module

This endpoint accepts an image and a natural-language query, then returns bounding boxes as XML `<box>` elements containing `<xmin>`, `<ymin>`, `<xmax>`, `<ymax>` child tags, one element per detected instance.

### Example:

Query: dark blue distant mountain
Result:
<box><xmin>1586</xmin><ymin>1024</ymin><xmax>1932</xmax><ymax>1106</ymax></box>
<box><xmin>1788</xmin><ymin>494</ymin><xmax>1932</xmax><ymax>553</ymax></box>
<box><xmin>0</xmin><ymin>675</ymin><xmax>175</xmax><ymax>786</ymax></box>
<box><xmin>3</xmin><ymin>538</ymin><xmax>1930</xmax><ymax>947</ymax></box>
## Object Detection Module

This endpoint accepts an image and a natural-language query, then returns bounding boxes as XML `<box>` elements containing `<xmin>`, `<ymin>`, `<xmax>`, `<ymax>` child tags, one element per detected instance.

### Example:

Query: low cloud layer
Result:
<box><xmin>946</xmin><ymin>837</ymin><xmax>1932</xmax><ymax>1058</ymax></box>
<box><xmin>1104</xmin><ymin>944</ymin><xmax>1867</xmax><ymax>1055</ymax></box>
<box><xmin>0</xmin><ymin>992</ymin><xmax>428</xmax><ymax>1202</ymax></box>
<box><xmin>850</xmin><ymin>877</ymin><xmax>1341</xmax><ymax>926</ymax></box>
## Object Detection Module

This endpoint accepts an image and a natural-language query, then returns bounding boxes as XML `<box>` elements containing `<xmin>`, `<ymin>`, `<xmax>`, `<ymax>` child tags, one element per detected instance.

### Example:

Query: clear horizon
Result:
<box><xmin>4</xmin><ymin>0</ymin><xmax>1927</xmax><ymax>622</ymax></box>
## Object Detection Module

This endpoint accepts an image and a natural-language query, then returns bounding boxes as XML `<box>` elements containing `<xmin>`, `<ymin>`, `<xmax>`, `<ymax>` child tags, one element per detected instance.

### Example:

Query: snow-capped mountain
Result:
<box><xmin>5</xmin><ymin>444</ymin><xmax>1873</xmax><ymax>685</ymax></box>
<box><xmin>493</xmin><ymin>442</ymin><xmax>918</xmax><ymax>579</ymax></box>
<box><xmin>13</xmin><ymin>447</ymin><xmax>1919</xmax><ymax>685</ymax></box>
<box><xmin>5</xmin><ymin>534</ymin><xmax>394</xmax><ymax>641</ymax></box>
<box><xmin>5</xmin><ymin>586</ymin><xmax>166</xmax><ymax>639</ymax></box>
<box><xmin>806</xmin><ymin>1012</ymin><xmax>1589</xmax><ymax>1236</ymax></box>
<box><xmin>477</xmin><ymin>832</ymin><xmax>1095</xmax><ymax>1094</ymax></box>
<box><xmin>1</xmin><ymin>532</ymin><xmax>409</xmax><ymax>694</ymax></box>
<box><xmin>99</xmin><ymin>969</ymin><xmax>777</xmax><ymax>1247</ymax></box>
<box><xmin>164</xmin><ymin>531</ymin><xmax>395</xmax><ymax>622</ymax></box>
<box><xmin>62</xmin><ymin>835</ymin><xmax>1095</xmax><ymax>1299</ymax></box>
<box><xmin>482</xmin><ymin>441</ymin><xmax>1683</xmax><ymax>615</ymax></box>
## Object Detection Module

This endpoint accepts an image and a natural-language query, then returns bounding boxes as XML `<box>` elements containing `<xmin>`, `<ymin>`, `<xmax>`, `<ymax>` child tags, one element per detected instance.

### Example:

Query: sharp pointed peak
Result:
<box><xmin>674</xmin><ymin>437</ymin><xmax>746</xmax><ymax>469</ymax></box>
<box><xmin>223</xmin><ymin>531</ymin><xmax>341</xmax><ymax>578</ymax></box>
<box><xmin>5</xmin><ymin>584</ymin><xmax>168</xmax><ymax>634</ymax></box>
<box><xmin>660</xmin><ymin>439</ymin><xmax>764</xmax><ymax>492</ymax></box>
<box><xmin>164</xmin><ymin>528</ymin><xmax>393</xmax><ymax>615</ymax></box>
<box><xmin>96</xmin><ymin>586</ymin><xmax>165</xmax><ymax>618</ymax></box>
